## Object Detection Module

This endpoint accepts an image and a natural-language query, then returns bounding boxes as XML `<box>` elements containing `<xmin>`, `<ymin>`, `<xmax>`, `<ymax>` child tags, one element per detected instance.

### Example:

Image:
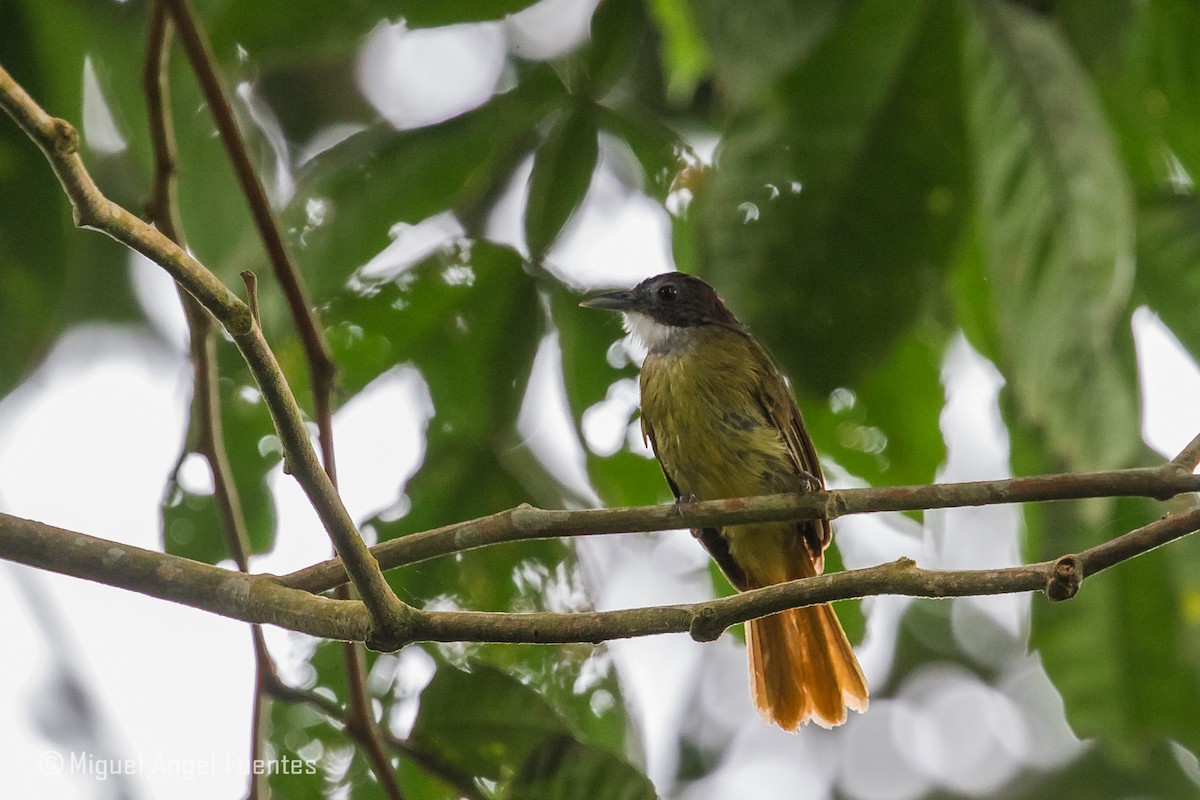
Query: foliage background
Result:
<box><xmin>2</xmin><ymin>0</ymin><xmax>1200</xmax><ymax>797</ymax></box>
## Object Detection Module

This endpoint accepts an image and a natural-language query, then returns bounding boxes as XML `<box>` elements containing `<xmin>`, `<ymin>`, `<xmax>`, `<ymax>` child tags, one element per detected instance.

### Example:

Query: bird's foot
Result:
<box><xmin>674</xmin><ymin>492</ymin><xmax>699</xmax><ymax>522</ymax></box>
<box><xmin>798</xmin><ymin>469</ymin><xmax>822</xmax><ymax>492</ymax></box>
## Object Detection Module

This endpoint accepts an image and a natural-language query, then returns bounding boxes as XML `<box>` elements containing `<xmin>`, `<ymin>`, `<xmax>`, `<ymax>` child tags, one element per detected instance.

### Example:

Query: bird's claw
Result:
<box><xmin>798</xmin><ymin>469</ymin><xmax>822</xmax><ymax>492</ymax></box>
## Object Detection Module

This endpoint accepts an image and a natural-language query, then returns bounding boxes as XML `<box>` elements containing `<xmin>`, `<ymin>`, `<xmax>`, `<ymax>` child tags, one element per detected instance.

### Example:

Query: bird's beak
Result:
<box><xmin>579</xmin><ymin>289</ymin><xmax>638</xmax><ymax>311</ymax></box>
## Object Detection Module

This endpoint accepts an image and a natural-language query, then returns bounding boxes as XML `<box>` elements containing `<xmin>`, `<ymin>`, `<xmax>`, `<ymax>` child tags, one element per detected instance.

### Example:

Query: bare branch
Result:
<box><xmin>280</xmin><ymin>463</ymin><xmax>1200</xmax><ymax>594</ymax></box>
<box><xmin>144</xmin><ymin>12</ymin><xmax>272</xmax><ymax>796</ymax></box>
<box><xmin>1172</xmin><ymin>431</ymin><xmax>1200</xmax><ymax>472</ymax></box>
<box><xmin>4</xmin><ymin>502</ymin><xmax>1198</xmax><ymax>648</ymax></box>
<box><xmin>0</xmin><ymin>61</ymin><xmax>413</xmax><ymax>640</ymax></box>
<box><xmin>159</xmin><ymin>0</ymin><xmax>338</xmax><ymax>430</ymax></box>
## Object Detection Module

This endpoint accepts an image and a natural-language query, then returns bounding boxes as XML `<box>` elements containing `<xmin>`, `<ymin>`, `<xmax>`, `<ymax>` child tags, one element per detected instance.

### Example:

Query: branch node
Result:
<box><xmin>688</xmin><ymin>605</ymin><xmax>725</xmax><ymax>642</ymax></box>
<box><xmin>509</xmin><ymin>503</ymin><xmax>541</xmax><ymax>532</ymax></box>
<box><xmin>1046</xmin><ymin>555</ymin><xmax>1082</xmax><ymax>602</ymax></box>
<box><xmin>891</xmin><ymin>556</ymin><xmax>917</xmax><ymax>571</ymax></box>
<box><xmin>48</xmin><ymin>117</ymin><xmax>79</xmax><ymax>155</ymax></box>
<box><xmin>241</xmin><ymin>270</ymin><xmax>261</xmax><ymax>328</ymax></box>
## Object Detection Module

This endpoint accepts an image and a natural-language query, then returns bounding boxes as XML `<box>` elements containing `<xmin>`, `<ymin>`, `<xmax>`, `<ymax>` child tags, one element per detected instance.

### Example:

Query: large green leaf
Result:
<box><xmin>691</xmin><ymin>0</ymin><xmax>967</xmax><ymax>395</ymax></box>
<box><xmin>963</xmin><ymin>0</ymin><xmax>1138</xmax><ymax>471</ymax></box>
<box><xmin>412</xmin><ymin>662</ymin><xmax>654</xmax><ymax>797</ymax></box>
<box><xmin>524</xmin><ymin>103</ymin><xmax>600</xmax><ymax>262</ymax></box>
<box><xmin>1135</xmin><ymin>194</ymin><xmax>1200</xmax><ymax>363</ymax></box>
<box><xmin>283</xmin><ymin>65</ymin><xmax>565</xmax><ymax>300</ymax></box>
<box><xmin>411</xmin><ymin>662</ymin><xmax>574</xmax><ymax>780</ymax></box>
<box><xmin>509</xmin><ymin>734</ymin><xmax>657</xmax><ymax>800</ymax></box>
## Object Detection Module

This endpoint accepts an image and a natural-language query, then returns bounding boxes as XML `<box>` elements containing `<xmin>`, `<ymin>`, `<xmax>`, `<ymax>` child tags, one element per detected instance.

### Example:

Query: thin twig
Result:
<box><xmin>0</xmin><ymin>61</ymin><xmax>413</xmax><ymax>643</ymax></box>
<box><xmin>280</xmin><ymin>462</ymin><xmax>1200</xmax><ymax>594</ymax></box>
<box><xmin>143</xmin><ymin>14</ymin><xmax>270</xmax><ymax>794</ymax></box>
<box><xmin>139</xmin><ymin>11</ymin><xmax>403</xmax><ymax>793</ymax></box>
<box><xmin>262</xmin><ymin>678</ymin><xmax>487</xmax><ymax>800</ymax></box>
<box><xmin>1171</xmin><ymin>430</ymin><xmax>1200</xmax><ymax>472</ymax></box>
<box><xmin>159</xmin><ymin>0</ymin><xmax>338</xmax><ymax>443</ymax></box>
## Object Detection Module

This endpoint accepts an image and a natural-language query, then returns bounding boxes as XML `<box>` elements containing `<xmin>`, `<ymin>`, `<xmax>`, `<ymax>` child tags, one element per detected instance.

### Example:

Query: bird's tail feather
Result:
<box><xmin>746</xmin><ymin>602</ymin><xmax>868</xmax><ymax>730</ymax></box>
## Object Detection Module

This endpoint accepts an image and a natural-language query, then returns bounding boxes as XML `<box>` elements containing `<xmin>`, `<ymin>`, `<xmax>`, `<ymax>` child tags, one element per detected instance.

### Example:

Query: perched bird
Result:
<box><xmin>581</xmin><ymin>272</ymin><xmax>868</xmax><ymax>729</ymax></box>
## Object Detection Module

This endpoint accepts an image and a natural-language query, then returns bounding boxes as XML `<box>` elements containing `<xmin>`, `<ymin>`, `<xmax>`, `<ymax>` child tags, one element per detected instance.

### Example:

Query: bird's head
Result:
<box><xmin>579</xmin><ymin>272</ymin><xmax>739</xmax><ymax>350</ymax></box>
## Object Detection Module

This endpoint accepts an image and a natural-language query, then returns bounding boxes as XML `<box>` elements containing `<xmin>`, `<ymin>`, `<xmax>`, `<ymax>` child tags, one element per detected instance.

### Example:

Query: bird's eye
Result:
<box><xmin>657</xmin><ymin>284</ymin><xmax>678</xmax><ymax>302</ymax></box>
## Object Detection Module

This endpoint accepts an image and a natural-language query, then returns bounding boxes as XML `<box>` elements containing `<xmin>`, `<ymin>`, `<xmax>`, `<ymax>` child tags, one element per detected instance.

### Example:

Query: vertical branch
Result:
<box><xmin>159</xmin><ymin>0</ymin><xmax>338</xmax><ymax>468</ymax></box>
<box><xmin>143</xmin><ymin>8</ymin><xmax>272</xmax><ymax>798</ymax></box>
<box><xmin>153</xmin><ymin>3</ymin><xmax>403</xmax><ymax>797</ymax></box>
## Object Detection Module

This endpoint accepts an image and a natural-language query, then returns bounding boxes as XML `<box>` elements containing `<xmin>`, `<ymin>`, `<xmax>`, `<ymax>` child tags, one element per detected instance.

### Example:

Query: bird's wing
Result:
<box><xmin>745</xmin><ymin>336</ymin><xmax>832</xmax><ymax>566</ymax></box>
<box><xmin>642</xmin><ymin>414</ymin><xmax>749</xmax><ymax>591</ymax></box>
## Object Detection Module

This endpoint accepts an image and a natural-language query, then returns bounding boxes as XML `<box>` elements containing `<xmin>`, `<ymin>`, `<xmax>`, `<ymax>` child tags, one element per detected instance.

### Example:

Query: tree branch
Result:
<box><xmin>143</xmin><ymin>11</ymin><xmax>272</xmax><ymax>797</ymax></box>
<box><xmin>0</xmin><ymin>61</ymin><xmax>411</xmax><ymax>640</ymax></box>
<box><xmin>280</xmin><ymin>462</ymin><xmax>1200</xmax><ymax>594</ymax></box>
<box><xmin>4</xmin><ymin>495</ymin><xmax>1198</xmax><ymax>647</ymax></box>
<box><xmin>159</xmin><ymin>0</ymin><xmax>338</xmax><ymax>445</ymax></box>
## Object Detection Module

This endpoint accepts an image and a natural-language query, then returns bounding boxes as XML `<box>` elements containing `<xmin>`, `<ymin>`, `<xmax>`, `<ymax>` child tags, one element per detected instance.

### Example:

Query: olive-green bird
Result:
<box><xmin>581</xmin><ymin>272</ymin><xmax>868</xmax><ymax>730</ymax></box>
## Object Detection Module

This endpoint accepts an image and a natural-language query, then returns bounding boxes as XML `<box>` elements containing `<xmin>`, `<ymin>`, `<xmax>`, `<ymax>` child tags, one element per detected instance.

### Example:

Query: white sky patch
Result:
<box><xmin>516</xmin><ymin>330</ymin><xmax>599</xmax><ymax>505</ymax></box>
<box><xmin>81</xmin><ymin>55</ymin><xmax>127</xmax><ymax>154</ymax></box>
<box><xmin>357</xmin><ymin>21</ymin><xmax>507</xmax><ymax>130</ymax></box>
<box><xmin>1132</xmin><ymin>306</ymin><xmax>1200</xmax><ymax>461</ymax></box>
<box><xmin>506</xmin><ymin>0</ymin><xmax>600</xmax><ymax>60</ymax></box>
<box><xmin>353</xmin><ymin>212</ymin><xmax>465</xmax><ymax>287</ymax></box>
<box><xmin>486</xmin><ymin>155</ymin><xmax>674</xmax><ymax>290</ymax></box>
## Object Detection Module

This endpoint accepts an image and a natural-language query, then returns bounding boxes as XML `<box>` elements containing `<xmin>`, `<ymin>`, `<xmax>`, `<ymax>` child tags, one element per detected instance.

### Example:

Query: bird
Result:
<box><xmin>580</xmin><ymin>271</ymin><xmax>868</xmax><ymax>730</ymax></box>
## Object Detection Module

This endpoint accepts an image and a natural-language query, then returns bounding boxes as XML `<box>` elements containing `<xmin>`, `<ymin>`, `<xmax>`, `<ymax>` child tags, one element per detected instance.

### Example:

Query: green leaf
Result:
<box><xmin>201</xmin><ymin>0</ymin><xmax>397</xmax><ymax>66</ymax></box>
<box><xmin>284</xmin><ymin>65</ymin><xmax>565</xmax><ymax>300</ymax></box>
<box><xmin>804</xmin><ymin>326</ymin><xmax>949</xmax><ymax>488</ymax></box>
<box><xmin>690</xmin><ymin>0</ymin><xmax>968</xmax><ymax>395</ymax></box>
<box><xmin>1028</xmin><ymin>493</ymin><xmax>1200</xmax><ymax>762</ymax></box>
<box><xmin>688</xmin><ymin>0</ymin><xmax>842</xmax><ymax>110</ymax></box>
<box><xmin>586</xmin><ymin>0</ymin><xmax>648</xmax><ymax>95</ymax></box>
<box><xmin>963</xmin><ymin>0</ymin><xmax>1138</xmax><ymax>470</ymax></box>
<box><xmin>1135</xmin><ymin>194</ymin><xmax>1200</xmax><ymax>362</ymax></box>
<box><xmin>161</xmin><ymin>368</ymin><xmax>278</xmax><ymax>563</ymax></box>
<box><xmin>524</xmin><ymin>103</ymin><xmax>600</xmax><ymax>262</ymax></box>
<box><xmin>411</xmin><ymin>662</ymin><xmax>575</xmax><ymax>780</ymax></box>
<box><xmin>397</xmin><ymin>0</ymin><xmax>542</xmax><ymax>28</ymax></box>
<box><xmin>509</xmin><ymin>734</ymin><xmax>657</xmax><ymax>800</ymax></box>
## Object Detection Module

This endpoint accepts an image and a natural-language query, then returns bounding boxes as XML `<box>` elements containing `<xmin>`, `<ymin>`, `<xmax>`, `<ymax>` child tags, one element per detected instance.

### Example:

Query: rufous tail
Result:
<box><xmin>746</xmin><ymin>602</ymin><xmax>869</xmax><ymax>730</ymax></box>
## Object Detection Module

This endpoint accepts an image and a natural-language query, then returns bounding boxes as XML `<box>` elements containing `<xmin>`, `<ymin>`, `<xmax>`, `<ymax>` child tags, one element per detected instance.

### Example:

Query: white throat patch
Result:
<box><xmin>621</xmin><ymin>311</ymin><xmax>674</xmax><ymax>351</ymax></box>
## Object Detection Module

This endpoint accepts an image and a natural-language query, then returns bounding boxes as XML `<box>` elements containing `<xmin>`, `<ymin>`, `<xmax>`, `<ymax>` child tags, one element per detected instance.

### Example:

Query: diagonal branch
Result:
<box><xmin>0</xmin><ymin>61</ymin><xmax>410</xmax><ymax>642</ymax></box>
<box><xmin>143</xmin><ymin>10</ymin><xmax>273</xmax><ymax>798</ymax></box>
<box><xmin>159</xmin><ymin>0</ymin><xmax>337</xmax><ymax>443</ymax></box>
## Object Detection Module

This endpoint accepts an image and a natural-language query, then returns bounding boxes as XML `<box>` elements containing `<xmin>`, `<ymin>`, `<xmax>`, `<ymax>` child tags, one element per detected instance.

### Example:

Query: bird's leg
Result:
<box><xmin>797</xmin><ymin>469</ymin><xmax>822</xmax><ymax>493</ymax></box>
<box><xmin>674</xmin><ymin>492</ymin><xmax>699</xmax><ymax>521</ymax></box>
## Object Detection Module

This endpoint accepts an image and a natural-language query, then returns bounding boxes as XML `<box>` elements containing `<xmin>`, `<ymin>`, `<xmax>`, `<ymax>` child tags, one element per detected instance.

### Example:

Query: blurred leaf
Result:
<box><xmin>509</xmin><ymin>733</ymin><xmax>657</xmax><ymax>800</ymax></box>
<box><xmin>688</xmin><ymin>0</ymin><xmax>842</xmax><ymax>110</ymax></box>
<box><xmin>397</xmin><ymin>0</ymin><xmax>542</xmax><ymax>27</ymax></box>
<box><xmin>644</xmin><ymin>0</ymin><xmax>710</xmax><ymax>102</ymax></box>
<box><xmin>1135</xmin><ymin>194</ymin><xmax>1200</xmax><ymax>362</ymax></box>
<box><xmin>284</xmin><ymin>65</ymin><xmax>565</xmax><ymax>300</ymax></box>
<box><xmin>413</xmin><ymin>663</ymin><xmax>653</xmax><ymax>797</ymax></box>
<box><xmin>804</xmin><ymin>326</ymin><xmax>949</xmax><ymax>488</ymax></box>
<box><xmin>161</xmin><ymin>370</ymin><xmax>279</xmax><ymax>563</ymax></box>
<box><xmin>1028</xmin><ymin>494</ymin><xmax>1200</xmax><ymax>762</ymax></box>
<box><xmin>964</xmin><ymin>0</ymin><xmax>1138</xmax><ymax>471</ymax></box>
<box><xmin>200</xmin><ymin>0</ymin><xmax>394</xmax><ymax>66</ymax></box>
<box><xmin>411</xmin><ymin>662</ymin><xmax>574</xmax><ymax>780</ymax></box>
<box><xmin>594</xmin><ymin>105</ymin><xmax>687</xmax><ymax>203</ymax></box>
<box><xmin>1119</xmin><ymin>0</ymin><xmax>1200</xmax><ymax>184</ymax></box>
<box><xmin>586</xmin><ymin>0</ymin><xmax>648</xmax><ymax>96</ymax></box>
<box><xmin>524</xmin><ymin>103</ymin><xmax>600</xmax><ymax>262</ymax></box>
<box><xmin>691</xmin><ymin>0</ymin><xmax>967</xmax><ymax>394</ymax></box>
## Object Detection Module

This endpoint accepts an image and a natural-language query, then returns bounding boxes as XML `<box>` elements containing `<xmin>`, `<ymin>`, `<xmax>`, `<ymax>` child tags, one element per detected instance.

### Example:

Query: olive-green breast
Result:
<box><xmin>639</xmin><ymin>326</ymin><xmax>801</xmax><ymax>502</ymax></box>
